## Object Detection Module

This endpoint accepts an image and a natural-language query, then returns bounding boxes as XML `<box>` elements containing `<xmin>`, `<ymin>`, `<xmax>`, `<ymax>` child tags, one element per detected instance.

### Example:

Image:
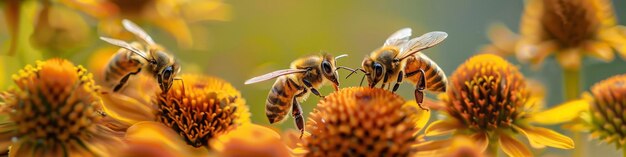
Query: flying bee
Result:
<box><xmin>99</xmin><ymin>19</ymin><xmax>181</xmax><ymax>93</ymax></box>
<box><xmin>348</xmin><ymin>28</ymin><xmax>448</xmax><ymax>110</ymax></box>
<box><xmin>245</xmin><ymin>54</ymin><xmax>352</xmax><ymax>137</ymax></box>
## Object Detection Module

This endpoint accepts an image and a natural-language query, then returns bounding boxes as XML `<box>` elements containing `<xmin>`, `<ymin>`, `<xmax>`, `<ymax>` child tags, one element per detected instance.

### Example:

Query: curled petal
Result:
<box><xmin>513</xmin><ymin>126</ymin><xmax>575</xmax><ymax>149</ymax></box>
<box><xmin>499</xmin><ymin>134</ymin><xmax>532</xmax><ymax>157</ymax></box>
<box><xmin>412</xmin><ymin>138</ymin><xmax>453</xmax><ymax>152</ymax></box>
<box><xmin>528</xmin><ymin>99</ymin><xmax>589</xmax><ymax>125</ymax></box>
<box><xmin>424</xmin><ymin>120</ymin><xmax>459</xmax><ymax>136</ymax></box>
<box><xmin>125</xmin><ymin>121</ymin><xmax>207</xmax><ymax>156</ymax></box>
<box><xmin>470</xmin><ymin>132</ymin><xmax>489</xmax><ymax>152</ymax></box>
<box><xmin>100</xmin><ymin>92</ymin><xmax>155</xmax><ymax>125</ymax></box>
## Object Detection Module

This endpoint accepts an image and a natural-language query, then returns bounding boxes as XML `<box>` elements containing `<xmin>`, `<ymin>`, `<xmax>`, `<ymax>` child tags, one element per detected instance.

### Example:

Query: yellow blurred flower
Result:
<box><xmin>421</xmin><ymin>54</ymin><xmax>574</xmax><ymax>157</ymax></box>
<box><xmin>485</xmin><ymin>0</ymin><xmax>626</xmax><ymax>70</ymax></box>
<box><xmin>0</xmin><ymin>58</ymin><xmax>124</xmax><ymax>156</ymax></box>
<box><xmin>416</xmin><ymin>136</ymin><xmax>485</xmax><ymax>157</ymax></box>
<box><xmin>100</xmin><ymin>74</ymin><xmax>250</xmax><ymax>151</ymax></box>
<box><xmin>30</xmin><ymin>3</ymin><xmax>91</xmax><ymax>54</ymax></box>
<box><xmin>300</xmin><ymin>87</ymin><xmax>430</xmax><ymax>156</ymax></box>
<box><xmin>60</xmin><ymin>0</ymin><xmax>231</xmax><ymax>48</ymax></box>
<box><xmin>210</xmin><ymin>124</ymin><xmax>291</xmax><ymax>157</ymax></box>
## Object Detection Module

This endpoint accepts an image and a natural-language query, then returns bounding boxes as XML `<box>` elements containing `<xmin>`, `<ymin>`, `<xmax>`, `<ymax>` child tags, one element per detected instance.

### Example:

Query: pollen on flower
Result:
<box><xmin>445</xmin><ymin>54</ymin><xmax>529</xmax><ymax>131</ymax></box>
<box><xmin>304</xmin><ymin>87</ymin><xmax>424</xmax><ymax>156</ymax></box>
<box><xmin>156</xmin><ymin>74</ymin><xmax>249</xmax><ymax>148</ymax></box>
<box><xmin>589</xmin><ymin>74</ymin><xmax>626</xmax><ymax>147</ymax></box>
<box><xmin>0</xmin><ymin>58</ymin><xmax>122</xmax><ymax>156</ymax></box>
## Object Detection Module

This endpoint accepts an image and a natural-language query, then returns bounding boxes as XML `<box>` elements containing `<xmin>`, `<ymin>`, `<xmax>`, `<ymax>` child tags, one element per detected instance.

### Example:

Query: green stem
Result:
<box><xmin>623</xmin><ymin>144</ymin><xmax>626</xmax><ymax>157</ymax></box>
<box><xmin>487</xmin><ymin>136</ymin><xmax>499</xmax><ymax>157</ymax></box>
<box><xmin>563</xmin><ymin>69</ymin><xmax>584</xmax><ymax>157</ymax></box>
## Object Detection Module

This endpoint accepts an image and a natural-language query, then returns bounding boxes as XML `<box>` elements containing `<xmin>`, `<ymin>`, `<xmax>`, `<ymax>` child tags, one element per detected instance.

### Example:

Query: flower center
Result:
<box><xmin>156</xmin><ymin>75</ymin><xmax>246</xmax><ymax>148</ymax></box>
<box><xmin>10</xmin><ymin>59</ymin><xmax>102</xmax><ymax>144</ymax></box>
<box><xmin>541</xmin><ymin>0</ymin><xmax>598</xmax><ymax>47</ymax></box>
<box><xmin>589</xmin><ymin>74</ymin><xmax>626</xmax><ymax>144</ymax></box>
<box><xmin>446</xmin><ymin>54</ymin><xmax>528</xmax><ymax>131</ymax></box>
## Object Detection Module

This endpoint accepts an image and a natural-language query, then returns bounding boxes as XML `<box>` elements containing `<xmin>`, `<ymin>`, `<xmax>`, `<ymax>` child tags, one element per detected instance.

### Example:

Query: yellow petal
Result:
<box><xmin>412</xmin><ymin>138</ymin><xmax>453</xmax><ymax>152</ymax></box>
<box><xmin>499</xmin><ymin>134</ymin><xmax>532</xmax><ymax>157</ymax></box>
<box><xmin>424</xmin><ymin>120</ymin><xmax>459</xmax><ymax>136</ymax></box>
<box><xmin>555</xmin><ymin>48</ymin><xmax>582</xmax><ymax>71</ymax></box>
<box><xmin>527</xmin><ymin>99</ymin><xmax>589</xmax><ymax>125</ymax></box>
<box><xmin>154</xmin><ymin>18</ymin><xmax>193</xmax><ymax>48</ymax></box>
<box><xmin>181</xmin><ymin>0</ymin><xmax>232</xmax><ymax>22</ymax></box>
<box><xmin>513</xmin><ymin>126</ymin><xmax>574</xmax><ymax>149</ymax></box>
<box><xmin>486</xmin><ymin>23</ymin><xmax>519</xmax><ymax>55</ymax></box>
<box><xmin>584</xmin><ymin>41</ymin><xmax>614</xmax><ymax>62</ymax></box>
<box><xmin>404</xmin><ymin>100</ymin><xmax>431</xmax><ymax>132</ymax></box>
<box><xmin>100</xmin><ymin>92</ymin><xmax>155</xmax><ymax>125</ymax></box>
<box><xmin>516</xmin><ymin>40</ymin><xmax>557</xmax><ymax>69</ymax></box>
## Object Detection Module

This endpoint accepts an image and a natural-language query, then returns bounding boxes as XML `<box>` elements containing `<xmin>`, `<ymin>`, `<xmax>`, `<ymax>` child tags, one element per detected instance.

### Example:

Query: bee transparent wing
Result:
<box><xmin>100</xmin><ymin>37</ymin><xmax>152</xmax><ymax>62</ymax></box>
<box><xmin>244</xmin><ymin>69</ymin><xmax>308</xmax><ymax>84</ymax></box>
<box><xmin>397</xmin><ymin>31</ymin><xmax>448</xmax><ymax>60</ymax></box>
<box><xmin>122</xmin><ymin>19</ymin><xmax>156</xmax><ymax>45</ymax></box>
<box><xmin>384</xmin><ymin>28</ymin><xmax>412</xmax><ymax>47</ymax></box>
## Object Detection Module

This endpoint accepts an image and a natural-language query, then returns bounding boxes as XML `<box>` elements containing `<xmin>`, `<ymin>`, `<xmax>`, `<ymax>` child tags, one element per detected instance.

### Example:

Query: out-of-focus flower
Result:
<box><xmin>100</xmin><ymin>74</ymin><xmax>250</xmax><ymax>151</ymax></box>
<box><xmin>421</xmin><ymin>54</ymin><xmax>574</xmax><ymax>157</ymax></box>
<box><xmin>60</xmin><ymin>0</ymin><xmax>231</xmax><ymax>48</ymax></box>
<box><xmin>210</xmin><ymin>124</ymin><xmax>291</xmax><ymax>157</ymax></box>
<box><xmin>484</xmin><ymin>0</ymin><xmax>626</xmax><ymax>70</ymax></box>
<box><xmin>301</xmin><ymin>87</ymin><xmax>430</xmax><ymax>156</ymax></box>
<box><xmin>30</xmin><ymin>3</ymin><xmax>91</xmax><ymax>54</ymax></box>
<box><xmin>416</xmin><ymin>136</ymin><xmax>485</xmax><ymax>157</ymax></box>
<box><xmin>0</xmin><ymin>58</ymin><xmax>124</xmax><ymax>156</ymax></box>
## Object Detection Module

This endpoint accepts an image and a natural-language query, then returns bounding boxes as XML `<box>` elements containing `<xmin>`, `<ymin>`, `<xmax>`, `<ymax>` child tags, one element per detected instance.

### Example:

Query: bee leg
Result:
<box><xmin>303</xmin><ymin>79</ymin><xmax>324</xmax><ymax>98</ymax></box>
<box><xmin>414</xmin><ymin>69</ymin><xmax>429</xmax><ymax>111</ymax></box>
<box><xmin>113</xmin><ymin>68</ymin><xmax>142</xmax><ymax>92</ymax></box>
<box><xmin>293</xmin><ymin>90</ymin><xmax>307</xmax><ymax>138</ymax></box>
<box><xmin>392</xmin><ymin>71</ymin><xmax>403</xmax><ymax>92</ymax></box>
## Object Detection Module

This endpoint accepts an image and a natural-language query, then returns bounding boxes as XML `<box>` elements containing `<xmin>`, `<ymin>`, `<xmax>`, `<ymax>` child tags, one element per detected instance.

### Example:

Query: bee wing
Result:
<box><xmin>383</xmin><ymin>28</ymin><xmax>412</xmax><ymax>47</ymax></box>
<box><xmin>244</xmin><ymin>69</ymin><xmax>308</xmax><ymax>84</ymax></box>
<box><xmin>397</xmin><ymin>31</ymin><xmax>448</xmax><ymax>60</ymax></box>
<box><xmin>122</xmin><ymin>19</ymin><xmax>156</xmax><ymax>45</ymax></box>
<box><xmin>100</xmin><ymin>37</ymin><xmax>152</xmax><ymax>62</ymax></box>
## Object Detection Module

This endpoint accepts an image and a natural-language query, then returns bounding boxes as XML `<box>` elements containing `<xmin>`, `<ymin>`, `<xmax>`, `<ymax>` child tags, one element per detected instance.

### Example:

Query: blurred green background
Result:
<box><xmin>1</xmin><ymin>0</ymin><xmax>626</xmax><ymax>156</ymax></box>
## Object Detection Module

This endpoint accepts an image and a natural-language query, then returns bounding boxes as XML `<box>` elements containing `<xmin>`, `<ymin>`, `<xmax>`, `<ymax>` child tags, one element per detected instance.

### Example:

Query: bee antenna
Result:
<box><xmin>359</xmin><ymin>73</ymin><xmax>366</xmax><ymax>86</ymax></box>
<box><xmin>345</xmin><ymin>68</ymin><xmax>367</xmax><ymax>79</ymax></box>
<box><xmin>174</xmin><ymin>77</ymin><xmax>185</xmax><ymax>96</ymax></box>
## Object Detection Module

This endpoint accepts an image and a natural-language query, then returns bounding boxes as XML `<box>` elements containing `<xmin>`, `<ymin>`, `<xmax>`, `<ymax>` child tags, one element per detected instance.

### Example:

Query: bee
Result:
<box><xmin>348</xmin><ymin>28</ymin><xmax>448</xmax><ymax>110</ymax></box>
<box><xmin>99</xmin><ymin>19</ymin><xmax>181</xmax><ymax>93</ymax></box>
<box><xmin>245</xmin><ymin>54</ymin><xmax>351</xmax><ymax>137</ymax></box>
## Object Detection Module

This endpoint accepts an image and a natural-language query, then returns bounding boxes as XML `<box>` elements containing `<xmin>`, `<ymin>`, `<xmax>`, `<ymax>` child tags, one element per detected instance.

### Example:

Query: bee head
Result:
<box><xmin>362</xmin><ymin>58</ymin><xmax>384</xmax><ymax>88</ymax></box>
<box><xmin>158</xmin><ymin>62</ymin><xmax>181</xmax><ymax>93</ymax></box>
<box><xmin>321</xmin><ymin>54</ymin><xmax>340</xmax><ymax>90</ymax></box>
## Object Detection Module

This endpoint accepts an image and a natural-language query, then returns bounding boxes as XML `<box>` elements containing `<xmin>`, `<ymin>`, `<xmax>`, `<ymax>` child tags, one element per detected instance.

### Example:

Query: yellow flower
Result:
<box><xmin>100</xmin><ymin>74</ymin><xmax>250</xmax><ymax>151</ymax></box>
<box><xmin>60</xmin><ymin>0</ymin><xmax>231</xmax><ymax>48</ymax></box>
<box><xmin>0</xmin><ymin>58</ymin><xmax>124</xmax><ymax>156</ymax></box>
<box><xmin>416</xmin><ymin>136</ymin><xmax>486</xmax><ymax>157</ymax></box>
<box><xmin>422</xmin><ymin>54</ymin><xmax>574</xmax><ymax>157</ymax></box>
<box><xmin>485</xmin><ymin>0</ymin><xmax>626</xmax><ymax>70</ymax></box>
<box><xmin>30</xmin><ymin>3</ymin><xmax>90</xmax><ymax>54</ymax></box>
<box><xmin>301</xmin><ymin>87</ymin><xmax>430</xmax><ymax>156</ymax></box>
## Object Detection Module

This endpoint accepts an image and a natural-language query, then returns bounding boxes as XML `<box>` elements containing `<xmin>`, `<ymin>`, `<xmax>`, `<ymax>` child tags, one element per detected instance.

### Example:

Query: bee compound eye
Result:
<box><xmin>322</xmin><ymin>61</ymin><xmax>332</xmax><ymax>74</ymax></box>
<box><xmin>373</xmin><ymin>62</ymin><xmax>383</xmax><ymax>77</ymax></box>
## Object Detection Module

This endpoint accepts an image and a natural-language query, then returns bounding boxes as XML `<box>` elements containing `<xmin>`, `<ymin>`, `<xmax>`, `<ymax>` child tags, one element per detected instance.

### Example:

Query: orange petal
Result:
<box><xmin>412</xmin><ymin>138</ymin><xmax>453</xmax><ymax>152</ymax></box>
<box><xmin>125</xmin><ymin>121</ymin><xmax>208</xmax><ymax>156</ymax></box>
<box><xmin>210</xmin><ymin>124</ymin><xmax>290</xmax><ymax>157</ymax></box>
<box><xmin>527</xmin><ymin>99</ymin><xmax>589</xmax><ymax>125</ymax></box>
<box><xmin>555</xmin><ymin>48</ymin><xmax>582</xmax><ymax>70</ymax></box>
<box><xmin>470</xmin><ymin>132</ymin><xmax>489</xmax><ymax>152</ymax></box>
<box><xmin>154</xmin><ymin>18</ymin><xmax>193</xmax><ymax>48</ymax></box>
<box><xmin>181</xmin><ymin>0</ymin><xmax>231</xmax><ymax>22</ymax></box>
<box><xmin>499</xmin><ymin>134</ymin><xmax>532</xmax><ymax>157</ymax></box>
<box><xmin>513</xmin><ymin>126</ymin><xmax>574</xmax><ymax>149</ymax></box>
<box><xmin>486</xmin><ymin>23</ymin><xmax>519</xmax><ymax>55</ymax></box>
<box><xmin>424</xmin><ymin>120</ymin><xmax>459</xmax><ymax>136</ymax></box>
<box><xmin>100</xmin><ymin>92</ymin><xmax>155</xmax><ymax>125</ymax></box>
<box><xmin>583</xmin><ymin>41</ymin><xmax>614</xmax><ymax>62</ymax></box>
<box><xmin>516</xmin><ymin>40</ymin><xmax>557</xmax><ymax>69</ymax></box>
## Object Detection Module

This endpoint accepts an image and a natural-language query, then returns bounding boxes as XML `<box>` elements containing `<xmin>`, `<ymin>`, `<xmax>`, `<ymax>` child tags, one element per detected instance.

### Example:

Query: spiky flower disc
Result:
<box><xmin>589</xmin><ymin>74</ymin><xmax>626</xmax><ymax>147</ymax></box>
<box><xmin>0</xmin><ymin>58</ymin><xmax>122</xmax><ymax>156</ymax></box>
<box><xmin>304</xmin><ymin>87</ymin><xmax>427</xmax><ymax>156</ymax></box>
<box><xmin>156</xmin><ymin>74</ymin><xmax>249</xmax><ymax>148</ymax></box>
<box><xmin>445</xmin><ymin>54</ymin><xmax>529</xmax><ymax>131</ymax></box>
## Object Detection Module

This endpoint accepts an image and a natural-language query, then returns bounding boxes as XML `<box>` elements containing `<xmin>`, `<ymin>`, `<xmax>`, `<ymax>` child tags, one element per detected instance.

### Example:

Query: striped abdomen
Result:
<box><xmin>403</xmin><ymin>53</ymin><xmax>447</xmax><ymax>92</ymax></box>
<box><xmin>266</xmin><ymin>76</ymin><xmax>302</xmax><ymax>124</ymax></box>
<box><xmin>104</xmin><ymin>49</ymin><xmax>143</xmax><ymax>87</ymax></box>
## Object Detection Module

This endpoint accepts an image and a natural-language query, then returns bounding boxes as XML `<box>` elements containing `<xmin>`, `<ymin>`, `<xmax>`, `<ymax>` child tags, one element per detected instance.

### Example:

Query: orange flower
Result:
<box><xmin>0</xmin><ymin>58</ymin><xmax>124</xmax><ymax>156</ymax></box>
<box><xmin>301</xmin><ymin>87</ymin><xmax>430</xmax><ymax>156</ymax></box>
<box><xmin>421</xmin><ymin>54</ymin><xmax>574</xmax><ymax>157</ymax></box>
<box><xmin>484</xmin><ymin>0</ymin><xmax>626</xmax><ymax>70</ymax></box>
